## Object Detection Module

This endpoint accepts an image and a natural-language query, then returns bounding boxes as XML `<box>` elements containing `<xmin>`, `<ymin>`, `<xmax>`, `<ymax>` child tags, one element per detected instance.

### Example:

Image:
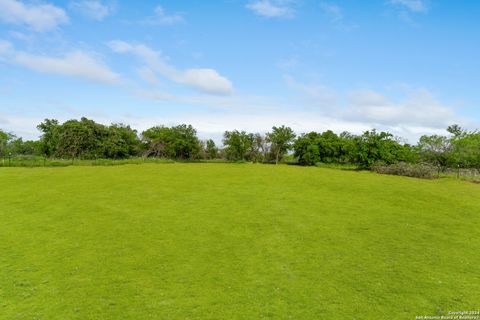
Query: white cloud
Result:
<box><xmin>0</xmin><ymin>85</ymin><xmax>469</xmax><ymax>144</ymax></box>
<box><xmin>0</xmin><ymin>39</ymin><xmax>13</xmax><ymax>57</ymax></box>
<box><xmin>284</xmin><ymin>75</ymin><xmax>338</xmax><ymax>108</ymax></box>
<box><xmin>389</xmin><ymin>0</ymin><xmax>427</xmax><ymax>13</ymax></box>
<box><xmin>319</xmin><ymin>2</ymin><xmax>357</xmax><ymax>30</ymax></box>
<box><xmin>284</xmin><ymin>77</ymin><xmax>463</xmax><ymax>141</ymax></box>
<box><xmin>15</xmin><ymin>51</ymin><xmax>120</xmax><ymax>83</ymax></box>
<box><xmin>70</xmin><ymin>1</ymin><xmax>114</xmax><ymax>21</ymax></box>
<box><xmin>388</xmin><ymin>0</ymin><xmax>427</xmax><ymax>26</ymax></box>
<box><xmin>0</xmin><ymin>40</ymin><xmax>120</xmax><ymax>83</ymax></box>
<box><xmin>246</xmin><ymin>0</ymin><xmax>295</xmax><ymax>18</ymax></box>
<box><xmin>344</xmin><ymin>88</ymin><xmax>457</xmax><ymax>129</ymax></box>
<box><xmin>0</xmin><ymin>113</ymin><xmax>44</xmax><ymax>139</ymax></box>
<box><xmin>136</xmin><ymin>67</ymin><xmax>160</xmax><ymax>86</ymax></box>
<box><xmin>8</xmin><ymin>31</ymin><xmax>33</xmax><ymax>41</ymax></box>
<box><xmin>319</xmin><ymin>2</ymin><xmax>343</xmax><ymax>22</ymax></box>
<box><xmin>120</xmin><ymin>112</ymin><xmax>372</xmax><ymax>143</ymax></box>
<box><xmin>143</xmin><ymin>5</ymin><xmax>184</xmax><ymax>25</ymax></box>
<box><xmin>108</xmin><ymin>40</ymin><xmax>233</xmax><ymax>95</ymax></box>
<box><xmin>178</xmin><ymin>69</ymin><xmax>233</xmax><ymax>95</ymax></box>
<box><xmin>277</xmin><ymin>55</ymin><xmax>299</xmax><ymax>70</ymax></box>
<box><xmin>133</xmin><ymin>76</ymin><xmax>464</xmax><ymax>143</ymax></box>
<box><xmin>0</xmin><ymin>0</ymin><xmax>68</xmax><ymax>32</ymax></box>
<box><xmin>134</xmin><ymin>90</ymin><xmax>174</xmax><ymax>102</ymax></box>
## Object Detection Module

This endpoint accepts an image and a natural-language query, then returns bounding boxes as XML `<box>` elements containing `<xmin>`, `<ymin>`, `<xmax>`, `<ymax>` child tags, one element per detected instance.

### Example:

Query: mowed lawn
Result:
<box><xmin>0</xmin><ymin>164</ymin><xmax>479</xmax><ymax>319</ymax></box>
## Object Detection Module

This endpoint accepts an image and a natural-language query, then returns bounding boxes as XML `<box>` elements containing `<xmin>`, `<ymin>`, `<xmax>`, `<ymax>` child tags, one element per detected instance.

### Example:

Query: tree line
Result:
<box><xmin>1</xmin><ymin>118</ymin><xmax>480</xmax><ymax>171</ymax></box>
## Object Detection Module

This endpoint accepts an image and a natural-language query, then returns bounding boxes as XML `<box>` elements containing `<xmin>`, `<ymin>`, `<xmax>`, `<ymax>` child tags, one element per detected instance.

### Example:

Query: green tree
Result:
<box><xmin>102</xmin><ymin>124</ymin><xmax>140</xmax><ymax>159</ymax></box>
<box><xmin>55</xmin><ymin>119</ymin><xmax>97</xmax><ymax>159</ymax></box>
<box><xmin>417</xmin><ymin>134</ymin><xmax>451</xmax><ymax>169</ymax></box>
<box><xmin>294</xmin><ymin>130</ymin><xmax>352</xmax><ymax>165</ymax></box>
<box><xmin>0</xmin><ymin>129</ymin><xmax>15</xmax><ymax>156</ymax></box>
<box><xmin>266</xmin><ymin>126</ymin><xmax>296</xmax><ymax>164</ymax></box>
<box><xmin>447</xmin><ymin>124</ymin><xmax>466</xmax><ymax>138</ymax></box>
<box><xmin>37</xmin><ymin>118</ymin><xmax>141</xmax><ymax>159</ymax></box>
<box><xmin>294</xmin><ymin>132</ymin><xmax>321</xmax><ymax>166</ymax></box>
<box><xmin>142</xmin><ymin>124</ymin><xmax>200</xmax><ymax>160</ymax></box>
<box><xmin>37</xmin><ymin>119</ymin><xmax>61</xmax><ymax>156</ymax></box>
<box><xmin>222</xmin><ymin>130</ymin><xmax>254</xmax><ymax>161</ymax></box>
<box><xmin>252</xmin><ymin>133</ymin><xmax>270</xmax><ymax>163</ymax></box>
<box><xmin>205</xmin><ymin>139</ymin><xmax>218</xmax><ymax>159</ymax></box>
<box><xmin>349</xmin><ymin>130</ymin><xmax>412</xmax><ymax>169</ymax></box>
<box><xmin>8</xmin><ymin>138</ymin><xmax>42</xmax><ymax>155</ymax></box>
<box><xmin>448</xmin><ymin>128</ymin><xmax>480</xmax><ymax>170</ymax></box>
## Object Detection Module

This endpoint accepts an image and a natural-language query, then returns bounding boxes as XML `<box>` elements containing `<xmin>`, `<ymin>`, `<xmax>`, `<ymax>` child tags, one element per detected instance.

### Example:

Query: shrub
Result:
<box><xmin>371</xmin><ymin>162</ymin><xmax>436</xmax><ymax>179</ymax></box>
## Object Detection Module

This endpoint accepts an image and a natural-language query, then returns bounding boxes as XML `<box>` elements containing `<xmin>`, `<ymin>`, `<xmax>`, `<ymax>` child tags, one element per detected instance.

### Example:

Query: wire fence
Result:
<box><xmin>0</xmin><ymin>155</ymin><xmax>176</xmax><ymax>168</ymax></box>
<box><xmin>442</xmin><ymin>167</ymin><xmax>480</xmax><ymax>179</ymax></box>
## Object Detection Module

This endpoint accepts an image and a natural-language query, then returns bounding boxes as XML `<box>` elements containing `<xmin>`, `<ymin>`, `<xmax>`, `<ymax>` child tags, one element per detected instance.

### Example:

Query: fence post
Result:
<box><xmin>8</xmin><ymin>153</ymin><xmax>11</xmax><ymax>167</ymax></box>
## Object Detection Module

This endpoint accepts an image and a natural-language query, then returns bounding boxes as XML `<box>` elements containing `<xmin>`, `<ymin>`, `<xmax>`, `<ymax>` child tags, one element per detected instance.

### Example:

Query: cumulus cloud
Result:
<box><xmin>389</xmin><ymin>0</ymin><xmax>427</xmax><ymax>12</ymax></box>
<box><xmin>70</xmin><ymin>0</ymin><xmax>114</xmax><ymax>21</ymax></box>
<box><xmin>108</xmin><ymin>40</ymin><xmax>233</xmax><ymax>95</ymax></box>
<box><xmin>0</xmin><ymin>40</ymin><xmax>120</xmax><ymax>83</ymax></box>
<box><xmin>0</xmin><ymin>0</ymin><xmax>68</xmax><ymax>32</ymax></box>
<box><xmin>246</xmin><ymin>0</ymin><xmax>295</xmax><ymax>18</ymax></box>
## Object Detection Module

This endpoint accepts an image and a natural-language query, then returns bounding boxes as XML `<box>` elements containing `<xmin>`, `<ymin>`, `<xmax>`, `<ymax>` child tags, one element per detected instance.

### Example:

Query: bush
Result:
<box><xmin>371</xmin><ymin>162</ymin><xmax>436</xmax><ymax>179</ymax></box>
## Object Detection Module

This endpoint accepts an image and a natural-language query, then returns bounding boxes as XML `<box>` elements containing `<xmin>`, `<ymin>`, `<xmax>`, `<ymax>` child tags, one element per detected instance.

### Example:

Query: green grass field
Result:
<box><xmin>1</xmin><ymin>164</ymin><xmax>479</xmax><ymax>319</ymax></box>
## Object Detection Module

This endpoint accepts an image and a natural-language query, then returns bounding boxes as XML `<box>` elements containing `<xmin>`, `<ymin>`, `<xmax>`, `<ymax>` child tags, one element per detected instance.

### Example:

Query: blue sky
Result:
<box><xmin>0</xmin><ymin>0</ymin><xmax>479</xmax><ymax>142</ymax></box>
